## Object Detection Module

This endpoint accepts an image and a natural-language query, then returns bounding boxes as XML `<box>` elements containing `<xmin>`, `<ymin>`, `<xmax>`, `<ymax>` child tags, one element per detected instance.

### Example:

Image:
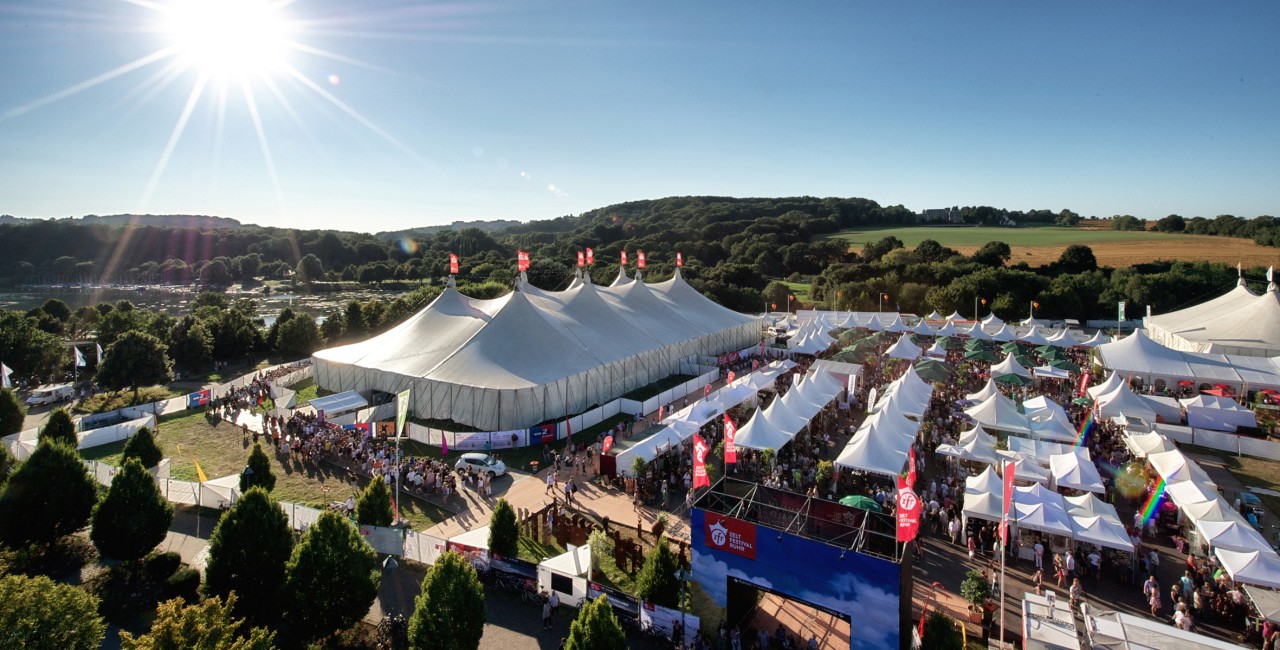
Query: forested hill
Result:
<box><xmin>0</xmin><ymin>213</ymin><xmax>241</xmax><ymax>229</ymax></box>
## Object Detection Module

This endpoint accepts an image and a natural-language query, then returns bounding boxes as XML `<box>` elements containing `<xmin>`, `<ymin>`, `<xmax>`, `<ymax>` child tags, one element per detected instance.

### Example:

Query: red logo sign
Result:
<box><xmin>704</xmin><ymin>513</ymin><xmax>756</xmax><ymax>560</ymax></box>
<box><xmin>896</xmin><ymin>477</ymin><xmax>921</xmax><ymax>543</ymax></box>
<box><xmin>692</xmin><ymin>434</ymin><xmax>710</xmax><ymax>489</ymax></box>
<box><xmin>723</xmin><ymin>414</ymin><xmax>737</xmax><ymax>465</ymax></box>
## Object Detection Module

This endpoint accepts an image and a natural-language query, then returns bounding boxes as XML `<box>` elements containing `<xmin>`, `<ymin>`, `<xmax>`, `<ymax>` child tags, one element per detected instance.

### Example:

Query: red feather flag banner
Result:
<box><xmin>676</xmin><ymin>252</ymin><xmax>683</xmax><ymax>267</ymax></box>
<box><xmin>449</xmin><ymin>253</ymin><xmax>459</xmax><ymax>275</ymax></box>
<box><xmin>723</xmin><ymin>414</ymin><xmax>737</xmax><ymax>464</ymax></box>
<box><xmin>577</xmin><ymin>251</ymin><xmax>585</xmax><ymax>267</ymax></box>
<box><xmin>620</xmin><ymin>251</ymin><xmax>627</xmax><ymax>266</ymax></box>
<box><xmin>637</xmin><ymin>250</ymin><xmax>646</xmax><ymax>269</ymax></box>
<box><xmin>517</xmin><ymin>250</ymin><xmax>530</xmax><ymax>272</ymax></box>
<box><xmin>586</xmin><ymin>248</ymin><xmax>594</xmax><ymax>265</ymax></box>
<box><xmin>692</xmin><ymin>434</ymin><xmax>710</xmax><ymax>489</ymax></box>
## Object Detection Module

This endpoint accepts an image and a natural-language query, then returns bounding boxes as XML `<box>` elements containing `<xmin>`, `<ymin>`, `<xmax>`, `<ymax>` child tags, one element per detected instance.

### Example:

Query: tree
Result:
<box><xmin>282</xmin><ymin>510</ymin><xmax>381</xmax><ymax>641</ymax></box>
<box><xmin>0</xmin><ymin>311</ymin><xmax>66</xmax><ymax>379</ymax></box>
<box><xmin>355</xmin><ymin>476</ymin><xmax>393</xmax><ymax>527</ymax></box>
<box><xmin>199</xmin><ymin>260</ymin><xmax>232</xmax><ymax>289</ymax></box>
<box><xmin>1112</xmin><ymin>215</ymin><xmax>1145</xmax><ymax>231</ymax></box>
<box><xmin>40</xmin><ymin>298</ymin><xmax>72</xmax><ymax>322</ymax></box>
<box><xmin>275</xmin><ymin>313</ymin><xmax>322</xmax><ymax>358</ymax></box>
<box><xmin>407</xmin><ymin>550</ymin><xmax>485</xmax><ymax>650</ymax></box>
<box><xmin>1054</xmin><ymin>209</ymin><xmax>1082</xmax><ymax>227</ymax></box>
<box><xmin>239</xmin><ymin>442</ymin><xmax>275</xmax><ymax>492</ymax></box>
<box><xmin>295</xmin><ymin>254</ymin><xmax>325</xmax><ymax>286</ymax></box>
<box><xmin>971</xmin><ymin>241</ymin><xmax>1012</xmax><ymax>267</ymax></box>
<box><xmin>0</xmin><ymin>573</ymin><xmax>106</xmax><ymax>650</ymax></box>
<box><xmin>0</xmin><ymin>440</ymin><xmax>98</xmax><ymax>546</ymax></box>
<box><xmin>488</xmin><ymin>498</ymin><xmax>519</xmax><ymax>559</ymax></box>
<box><xmin>203</xmin><ymin>487</ymin><xmax>293</xmax><ymax>625</ymax></box>
<box><xmin>169</xmin><ymin>315</ymin><xmax>214</xmax><ymax>370</ymax></box>
<box><xmin>0</xmin><ymin>443</ymin><xmax>14</xmax><ymax>488</ymax></box>
<box><xmin>1155</xmin><ymin>214</ymin><xmax>1186</xmax><ymax>232</ymax></box>
<box><xmin>1057</xmin><ymin>244</ymin><xmax>1098</xmax><ymax>273</ymax></box>
<box><xmin>38</xmin><ymin>408</ymin><xmax>76</xmax><ymax>446</ymax></box>
<box><xmin>634</xmin><ymin>538</ymin><xmax>681</xmax><ymax>608</ymax></box>
<box><xmin>920</xmin><ymin>610</ymin><xmax>964</xmax><ymax>650</ymax></box>
<box><xmin>91</xmin><ymin>457</ymin><xmax>174</xmax><ymax>562</ymax></box>
<box><xmin>0</xmin><ymin>387</ymin><xmax>26</xmax><ymax>437</ymax></box>
<box><xmin>563</xmin><ymin>595</ymin><xmax>626</xmax><ymax>650</ymax></box>
<box><xmin>119</xmin><ymin>594</ymin><xmax>275</xmax><ymax>650</ymax></box>
<box><xmin>122</xmin><ymin>426</ymin><xmax>164</xmax><ymax>469</ymax></box>
<box><xmin>96</xmin><ymin>331</ymin><xmax>173</xmax><ymax>400</ymax></box>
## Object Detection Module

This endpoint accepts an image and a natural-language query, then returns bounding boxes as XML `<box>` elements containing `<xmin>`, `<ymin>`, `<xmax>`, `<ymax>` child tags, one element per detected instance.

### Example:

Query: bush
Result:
<box><xmin>488</xmin><ymin>499</ymin><xmax>519</xmax><ymax>559</ymax></box>
<box><xmin>921</xmin><ymin>610</ymin><xmax>964</xmax><ymax>650</ymax></box>
<box><xmin>960</xmin><ymin>569</ymin><xmax>992</xmax><ymax>607</ymax></box>
<box><xmin>164</xmin><ymin>567</ymin><xmax>201</xmax><ymax>601</ymax></box>
<box><xmin>146</xmin><ymin>551</ymin><xmax>183</xmax><ymax>579</ymax></box>
<box><xmin>0</xmin><ymin>573</ymin><xmax>105</xmax><ymax>650</ymax></box>
<box><xmin>122</xmin><ymin>426</ymin><xmax>163</xmax><ymax>469</ymax></box>
<box><xmin>74</xmin><ymin>387</ymin><xmax>176</xmax><ymax>414</ymax></box>
<box><xmin>38</xmin><ymin>409</ymin><xmax>76</xmax><ymax>446</ymax></box>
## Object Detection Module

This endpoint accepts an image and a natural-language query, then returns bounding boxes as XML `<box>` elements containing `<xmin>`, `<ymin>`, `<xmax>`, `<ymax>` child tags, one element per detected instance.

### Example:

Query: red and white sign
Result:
<box><xmin>676</xmin><ymin>252</ymin><xmax>683</xmax><ymax>267</ymax></box>
<box><xmin>907</xmin><ymin>446</ymin><xmax>917</xmax><ymax>488</ymax></box>
<box><xmin>1078</xmin><ymin>371</ymin><xmax>1091</xmax><ymax>397</ymax></box>
<box><xmin>577</xmin><ymin>251</ymin><xmax>585</xmax><ymax>267</ymax></box>
<box><xmin>727</xmin><ymin>370</ymin><xmax>735</xmax><ymax>383</ymax></box>
<box><xmin>449</xmin><ymin>253</ymin><xmax>459</xmax><ymax>275</ymax></box>
<box><xmin>620</xmin><ymin>251</ymin><xmax>627</xmax><ymax>267</ymax></box>
<box><xmin>1001</xmin><ymin>461</ymin><xmax>1016</xmax><ymax>544</ymax></box>
<box><xmin>703</xmin><ymin>513</ymin><xmax>756</xmax><ymax>560</ymax></box>
<box><xmin>517</xmin><ymin>250</ymin><xmax>530</xmax><ymax>272</ymax></box>
<box><xmin>602</xmin><ymin>435</ymin><xmax>614</xmax><ymax>455</ymax></box>
<box><xmin>586</xmin><ymin>247</ymin><xmax>594</xmax><ymax>265</ymax></box>
<box><xmin>896</xmin><ymin>476</ymin><xmax>922</xmax><ymax>543</ymax></box>
<box><xmin>692</xmin><ymin>433</ymin><xmax>710</xmax><ymax>489</ymax></box>
<box><xmin>723</xmin><ymin>414</ymin><xmax>737</xmax><ymax>464</ymax></box>
<box><xmin>704</xmin><ymin>383</ymin><xmax>712</xmax><ymax>398</ymax></box>
<box><xmin>637</xmin><ymin>250</ymin><xmax>646</xmax><ymax>269</ymax></box>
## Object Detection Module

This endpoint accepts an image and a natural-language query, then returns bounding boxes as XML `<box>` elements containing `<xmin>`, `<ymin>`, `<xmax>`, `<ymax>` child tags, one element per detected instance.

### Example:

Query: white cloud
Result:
<box><xmin>795</xmin><ymin>572</ymin><xmax>899</xmax><ymax>650</ymax></box>
<box><xmin>691</xmin><ymin>548</ymin><xmax>773</xmax><ymax>607</ymax></box>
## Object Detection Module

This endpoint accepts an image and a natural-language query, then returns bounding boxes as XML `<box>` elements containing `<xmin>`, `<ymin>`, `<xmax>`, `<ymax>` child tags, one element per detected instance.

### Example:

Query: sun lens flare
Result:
<box><xmin>160</xmin><ymin>0</ymin><xmax>295</xmax><ymax>81</ymax></box>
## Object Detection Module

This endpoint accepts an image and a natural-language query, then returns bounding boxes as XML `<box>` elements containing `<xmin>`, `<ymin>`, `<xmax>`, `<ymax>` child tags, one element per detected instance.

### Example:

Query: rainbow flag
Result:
<box><xmin>1140</xmin><ymin>477</ymin><xmax>1166</xmax><ymax>525</ymax></box>
<box><xmin>1073</xmin><ymin>412</ymin><xmax>1094</xmax><ymax>448</ymax></box>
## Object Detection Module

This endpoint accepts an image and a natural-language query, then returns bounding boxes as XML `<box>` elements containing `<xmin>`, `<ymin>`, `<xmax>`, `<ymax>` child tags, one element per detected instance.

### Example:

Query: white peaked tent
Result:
<box><xmin>1027</xmin><ymin>399</ymin><xmax>1080</xmax><ymax>444</ymax></box>
<box><xmin>760</xmin><ymin>395</ymin><xmax>810</xmax><ymax>434</ymax></box>
<box><xmin>1123</xmin><ymin>431</ymin><xmax>1177</xmax><ymax>458</ymax></box>
<box><xmin>1096</xmin><ymin>330</ymin><xmax>1197</xmax><ymax>380</ymax></box>
<box><xmin>1050</xmin><ymin>452</ymin><xmax>1105</xmax><ymax>494</ymax></box>
<box><xmin>884</xmin><ymin>335</ymin><xmax>922</xmax><ymax>360</ymax></box>
<box><xmin>1065</xmin><ymin>492</ymin><xmax>1119</xmax><ymax>520</ymax></box>
<box><xmin>1181</xmin><ymin>394</ymin><xmax>1257</xmax><ymax>431</ymax></box>
<box><xmin>982</xmin><ymin>313</ymin><xmax>1005</xmax><ymax>328</ymax></box>
<box><xmin>834</xmin><ymin>430</ymin><xmax>908</xmax><ymax>477</ymax></box>
<box><xmin>991</xmin><ymin>353</ymin><xmax>1032</xmax><ymax>378</ymax></box>
<box><xmin>1021</xmin><ymin>316</ymin><xmax>1052</xmax><ymax>328</ymax></box>
<box><xmin>934</xmin><ymin>321</ymin><xmax>962</xmax><ymax>337</ymax></box>
<box><xmin>733</xmin><ymin>407</ymin><xmax>791</xmax><ymax>452</ymax></box>
<box><xmin>966</xmin><ymin>465</ymin><xmax>1004</xmax><ymax>497</ymax></box>
<box><xmin>963</xmin><ymin>492</ymin><xmax>1005</xmax><ymax>524</ymax></box>
<box><xmin>1196</xmin><ymin>518</ymin><xmax>1273</xmax><ymax>553</ymax></box>
<box><xmin>1094</xmin><ymin>382</ymin><xmax>1159</xmax><ymax>422</ymax></box>
<box><xmin>1073</xmin><ymin>515</ymin><xmax>1136</xmax><ymax>552</ymax></box>
<box><xmin>874</xmin><ymin>387</ymin><xmax>926</xmax><ymax>419</ymax></box>
<box><xmin>966</xmin><ymin>378</ymin><xmax>1001</xmax><ymax>403</ymax></box>
<box><xmin>925</xmin><ymin>341</ymin><xmax>947</xmax><ymax>359</ymax></box>
<box><xmin>1013</xmin><ymin>484</ymin><xmax>1075</xmax><ymax>537</ymax></box>
<box><xmin>881</xmin><ymin>314</ymin><xmax>911</xmax><ymax>333</ymax></box>
<box><xmin>1147</xmin><ymin>277</ymin><xmax>1280</xmax><ymax>357</ymax></box>
<box><xmin>1182</xmin><ymin>498</ymin><xmax>1239</xmax><ymax>525</ymax></box>
<box><xmin>965</xmin><ymin>393</ymin><xmax>1031</xmax><ymax>434</ymax></box>
<box><xmin>1046</xmin><ymin>328</ymin><xmax>1078</xmax><ymax>346</ymax></box>
<box><xmin>1146</xmin><ymin>450</ymin><xmax>1216</xmax><ymax>490</ymax></box>
<box><xmin>1215</xmin><ymin>548</ymin><xmax>1280</xmax><ymax>589</ymax></box>
<box><xmin>911</xmin><ymin>319</ymin><xmax>938</xmax><ymax>336</ymax></box>
<box><xmin>937</xmin><ymin>425</ymin><xmax>1000</xmax><ymax>465</ymax></box>
<box><xmin>1164</xmin><ymin>480</ymin><xmax>1217</xmax><ymax>510</ymax></box>
<box><xmin>926</xmin><ymin>310</ymin><xmax>944</xmax><ymax>321</ymax></box>
<box><xmin>1080</xmin><ymin>331</ymin><xmax>1110</xmax><ymax>347</ymax></box>
<box><xmin>1032</xmin><ymin>365</ymin><xmax>1070</xmax><ymax>380</ymax></box>
<box><xmin>966</xmin><ymin>323</ymin><xmax>993</xmax><ymax>340</ymax></box>
<box><xmin>1087</xmin><ymin>372</ymin><xmax>1125</xmax><ymax>399</ymax></box>
<box><xmin>313</xmin><ymin>270</ymin><xmax>759</xmax><ymax>431</ymax></box>
<box><xmin>1018</xmin><ymin>325</ymin><xmax>1054</xmax><ymax>347</ymax></box>
<box><xmin>989</xmin><ymin>324</ymin><xmax>1018</xmax><ymax>343</ymax></box>
<box><xmin>997</xmin><ymin>451</ymin><xmax>1052</xmax><ymax>485</ymax></box>
<box><xmin>947</xmin><ymin>311</ymin><xmax>966</xmax><ymax>322</ymax></box>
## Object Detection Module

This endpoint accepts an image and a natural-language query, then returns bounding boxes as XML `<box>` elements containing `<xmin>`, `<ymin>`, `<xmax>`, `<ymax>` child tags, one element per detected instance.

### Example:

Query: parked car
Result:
<box><xmin>454</xmin><ymin>453</ymin><xmax>506</xmax><ymax>477</ymax></box>
<box><xmin>1239</xmin><ymin>491</ymin><xmax>1265</xmax><ymax>529</ymax></box>
<box><xmin>25</xmin><ymin>383</ymin><xmax>74</xmax><ymax>406</ymax></box>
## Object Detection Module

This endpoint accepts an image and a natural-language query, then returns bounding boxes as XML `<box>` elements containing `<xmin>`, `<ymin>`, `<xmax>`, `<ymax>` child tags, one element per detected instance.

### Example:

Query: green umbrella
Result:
<box><xmin>999</xmin><ymin>342</ymin><xmax>1021</xmax><ymax>354</ymax></box>
<box><xmin>839</xmin><ymin>495</ymin><xmax>882</xmax><ymax>512</ymax></box>
<box><xmin>909</xmin><ymin>333</ymin><xmax>933</xmax><ymax>347</ymax></box>
<box><xmin>1014</xmin><ymin>354</ymin><xmax>1036</xmax><ymax>369</ymax></box>
<box><xmin>1049</xmin><ymin>358</ymin><xmax>1080</xmax><ymax>372</ymax></box>
<box><xmin>1038</xmin><ymin>346</ymin><xmax>1067</xmax><ymax>361</ymax></box>
<box><xmin>830</xmin><ymin>350</ymin><xmax>864</xmax><ymax>363</ymax></box>
<box><xmin>964</xmin><ymin>349</ymin><xmax>999</xmax><ymax>362</ymax></box>
<box><xmin>837</xmin><ymin>329</ymin><xmax>865</xmax><ymax>343</ymax></box>
<box><xmin>940</xmin><ymin>336</ymin><xmax>966</xmax><ymax>350</ymax></box>
<box><xmin>995</xmin><ymin>373</ymin><xmax>1032</xmax><ymax>386</ymax></box>
<box><xmin>1072</xmin><ymin>396</ymin><xmax>1094</xmax><ymax>406</ymax></box>
<box><xmin>914</xmin><ymin>359</ymin><xmax>952</xmax><ymax>382</ymax></box>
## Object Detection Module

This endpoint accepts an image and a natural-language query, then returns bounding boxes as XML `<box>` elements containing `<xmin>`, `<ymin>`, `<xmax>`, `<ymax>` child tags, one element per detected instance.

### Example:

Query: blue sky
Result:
<box><xmin>1</xmin><ymin>1</ymin><xmax>1277</xmax><ymax>231</ymax></box>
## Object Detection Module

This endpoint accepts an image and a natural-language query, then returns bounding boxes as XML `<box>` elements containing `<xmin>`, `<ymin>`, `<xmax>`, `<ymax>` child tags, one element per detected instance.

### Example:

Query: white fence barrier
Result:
<box><xmin>1238</xmin><ymin>436</ymin><xmax>1280</xmax><ymax>462</ymax></box>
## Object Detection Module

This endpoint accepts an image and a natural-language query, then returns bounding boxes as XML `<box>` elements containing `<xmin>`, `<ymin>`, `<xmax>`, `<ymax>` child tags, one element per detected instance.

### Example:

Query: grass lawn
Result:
<box><xmin>824</xmin><ymin>224</ymin><xmax>1182</xmax><ymax>248</ymax></box>
<box><xmin>289</xmin><ymin>378</ymin><xmax>326</xmax><ymax>406</ymax></box>
<box><xmin>1190</xmin><ymin>446</ymin><xmax>1280</xmax><ymax>518</ymax></box>
<box><xmin>517</xmin><ymin>534</ymin><xmax>566</xmax><ymax>564</ymax></box>
<box><xmin>73</xmin><ymin>386</ymin><xmax>183</xmax><ymax>414</ymax></box>
<box><xmin>80</xmin><ymin>410</ymin><xmax>450</xmax><ymax>530</ymax></box>
<box><xmin>781</xmin><ymin>281</ymin><xmax>812</xmax><ymax>304</ymax></box>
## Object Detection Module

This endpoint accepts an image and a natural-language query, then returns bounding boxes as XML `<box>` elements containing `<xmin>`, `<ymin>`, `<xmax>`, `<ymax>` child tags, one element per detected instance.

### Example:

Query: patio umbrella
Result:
<box><xmin>999</xmin><ymin>342</ymin><xmax>1021</xmax><ymax>354</ymax></box>
<box><xmin>838</xmin><ymin>329</ymin><xmax>865</xmax><ymax>343</ymax></box>
<box><xmin>914</xmin><ymin>359</ymin><xmax>952</xmax><ymax>382</ymax></box>
<box><xmin>1177</xmin><ymin>380</ymin><xmax>1195</xmax><ymax>387</ymax></box>
<box><xmin>1015</xmin><ymin>354</ymin><xmax>1036</xmax><ymax>368</ymax></box>
<box><xmin>1049</xmin><ymin>359</ymin><xmax>1080</xmax><ymax>372</ymax></box>
<box><xmin>964</xmin><ymin>349</ymin><xmax>999</xmax><ymax>362</ymax></box>
<box><xmin>829</xmin><ymin>350</ymin><xmax>863</xmax><ymax>363</ymax></box>
<box><xmin>1038</xmin><ymin>347</ymin><xmax>1067</xmax><ymax>361</ymax></box>
<box><xmin>839</xmin><ymin>495</ymin><xmax>882</xmax><ymax>512</ymax></box>
<box><xmin>1072</xmin><ymin>397</ymin><xmax>1094</xmax><ymax>406</ymax></box>
<box><xmin>940</xmin><ymin>336</ymin><xmax>966</xmax><ymax>350</ymax></box>
<box><xmin>995</xmin><ymin>373</ymin><xmax>1032</xmax><ymax>386</ymax></box>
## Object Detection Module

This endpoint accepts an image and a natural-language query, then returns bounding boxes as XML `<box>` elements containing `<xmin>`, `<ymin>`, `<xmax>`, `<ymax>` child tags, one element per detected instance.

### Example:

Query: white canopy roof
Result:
<box><xmin>991</xmin><ymin>352</ymin><xmax>1032</xmax><ymax>378</ymax></box>
<box><xmin>1147</xmin><ymin>280</ymin><xmax>1280</xmax><ymax>357</ymax></box>
<box><xmin>1164</xmin><ymin>479</ymin><xmax>1218</xmax><ymax>509</ymax></box>
<box><xmin>982</xmin><ymin>313</ymin><xmax>1005</xmax><ymax>327</ymax></box>
<box><xmin>997</xmin><ymin>451</ymin><xmax>1052</xmax><ymax>485</ymax></box>
<box><xmin>937</xmin><ymin>425</ymin><xmax>1000</xmax><ymax>465</ymax></box>
<box><xmin>925</xmin><ymin>310</ymin><xmax>944</xmax><ymax>321</ymax></box>
<box><xmin>1123</xmin><ymin>431</ymin><xmax>1177</xmax><ymax>458</ymax></box>
<box><xmin>834</xmin><ymin>426</ymin><xmax>909</xmax><ymax>477</ymax></box>
<box><xmin>989</xmin><ymin>324</ymin><xmax>1018</xmax><ymax>342</ymax></box>
<box><xmin>964</xmin><ymin>392</ymin><xmax>1031</xmax><ymax>434</ymax></box>
<box><xmin>1183</xmin><ymin>394</ymin><xmax>1258</xmax><ymax>431</ymax></box>
<box><xmin>1095</xmin><ymin>381</ymin><xmax>1158</xmax><ymax>423</ymax></box>
<box><xmin>540</xmin><ymin>544</ymin><xmax>592</xmax><ymax>577</ymax></box>
<box><xmin>449</xmin><ymin>525</ymin><xmax>491</xmax><ymax>550</ymax></box>
<box><xmin>966</xmin><ymin>378</ymin><xmax>1001</xmax><ymax>403</ymax></box>
<box><xmin>732</xmin><ymin>407</ymin><xmax>789</xmax><ymax>452</ymax></box>
<box><xmin>884</xmin><ymin>334</ymin><xmax>922</xmax><ymax>360</ymax></box>
<box><xmin>966</xmin><ymin>323</ymin><xmax>993</xmax><ymax>341</ymax></box>
<box><xmin>1080</xmin><ymin>331</ymin><xmax>1110</xmax><ymax>347</ymax></box>
<box><xmin>1087</xmin><ymin>372</ymin><xmax>1125</xmax><ymax>398</ymax></box>
<box><xmin>1085</xmin><ymin>605</ymin><xmax>1250</xmax><ymax>650</ymax></box>
<box><xmin>925</xmin><ymin>341</ymin><xmax>947</xmax><ymax>358</ymax></box>
<box><xmin>1065</xmin><ymin>492</ymin><xmax>1119</xmax><ymax>520</ymax></box>
<box><xmin>947</xmin><ymin>311</ymin><xmax>965</xmax><ymax>322</ymax></box>
<box><xmin>1215</xmin><ymin>548</ymin><xmax>1280</xmax><ymax>589</ymax></box>
<box><xmin>1018</xmin><ymin>325</ymin><xmax>1054</xmax><ymax>347</ymax></box>
<box><xmin>1050</xmin><ymin>452</ymin><xmax>1106</xmax><ymax>494</ymax></box>
<box><xmin>966</xmin><ymin>465</ymin><xmax>1004</xmax><ymax>497</ymax></box>
<box><xmin>1182</xmin><ymin>498</ymin><xmax>1238</xmax><ymax>525</ymax></box>
<box><xmin>962</xmin><ymin>491</ymin><xmax>1005</xmax><ymax>524</ymax></box>
<box><xmin>1072</xmin><ymin>515</ymin><xmax>1135</xmax><ymax>553</ymax></box>
<box><xmin>1147</xmin><ymin>450</ymin><xmax>1216</xmax><ymax>489</ymax></box>
<box><xmin>1032</xmin><ymin>365</ymin><xmax>1070</xmax><ymax>380</ymax></box>
<box><xmin>1197</xmin><ymin>518</ymin><xmax>1273</xmax><ymax>553</ymax></box>
<box><xmin>1013</xmin><ymin>484</ymin><xmax>1075</xmax><ymax>537</ymax></box>
<box><xmin>911</xmin><ymin>320</ymin><xmax>938</xmax><ymax>336</ymax></box>
<box><xmin>934</xmin><ymin>321</ymin><xmax>962</xmax><ymax>337</ymax></box>
<box><xmin>308</xmin><ymin>390</ymin><xmax>369</xmax><ymax>416</ymax></box>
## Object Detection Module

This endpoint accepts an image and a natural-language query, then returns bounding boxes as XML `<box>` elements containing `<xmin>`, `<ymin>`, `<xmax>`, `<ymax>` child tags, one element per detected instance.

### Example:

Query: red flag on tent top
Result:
<box><xmin>723</xmin><ymin>414</ymin><xmax>738</xmax><ymax>464</ymax></box>
<box><xmin>637</xmin><ymin>251</ymin><xmax>646</xmax><ymax>269</ymax></box>
<box><xmin>449</xmin><ymin>253</ymin><xmax>459</xmax><ymax>275</ymax></box>
<box><xmin>620</xmin><ymin>251</ymin><xmax>627</xmax><ymax>267</ymax></box>
<box><xmin>517</xmin><ymin>250</ymin><xmax>530</xmax><ymax>272</ymax></box>
<box><xmin>676</xmin><ymin>252</ymin><xmax>683</xmax><ymax>267</ymax></box>
<box><xmin>586</xmin><ymin>248</ymin><xmax>594</xmax><ymax>265</ymax></box>
<box><xmin>577</xmin><ymin>251</ymin><xmax>585</xmax><ymax>267</ymax></box>
<box><xmin>602</xmin><ymin>435</ymin><xmax>614</xmax><ymax>454</ymax></box>
<box><xmin>692</xmin><ymin>433</ymin><xmax>710</xmax><ymax>489</ymax></box>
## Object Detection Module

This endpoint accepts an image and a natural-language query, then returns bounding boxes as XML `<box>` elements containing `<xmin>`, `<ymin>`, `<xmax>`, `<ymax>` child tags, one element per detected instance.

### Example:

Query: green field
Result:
<box><xmin>825</xmin><ymin>225</ymin><xmax>1181</xmax><ymax>248</ymax></box>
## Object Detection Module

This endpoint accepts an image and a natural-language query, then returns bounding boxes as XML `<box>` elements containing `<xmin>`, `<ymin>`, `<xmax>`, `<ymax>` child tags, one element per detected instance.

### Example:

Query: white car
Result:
<box><xmin>25</xmin><ymin>383</ymin><xmax>75</xmax><ymax>406</ymax></box>
<box><xmin>454</xmin><ymin>453</ymin><xmax>506</xmax><ymax>477</ymax></box>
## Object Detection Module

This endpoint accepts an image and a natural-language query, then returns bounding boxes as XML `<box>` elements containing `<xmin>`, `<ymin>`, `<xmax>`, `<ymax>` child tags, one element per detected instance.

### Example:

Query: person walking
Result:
<box><xmin>1144</xmin><ymin>575</ymin><xmax>1161</xmax><ymax>617</ymax></box>
<box><xmin>545</xmin><ymin>469</ymin><xmax>556</xmax><ymax>495</ymax></box>
<box><xmin>1069</xmin><ymin>578</ymin><xmax>1083</xmax><ymax>607</ymax></box>
<box><xmin>542</xmin><ymin>596</ymin><xmax>552</xmax><ymax>630</ymax></box>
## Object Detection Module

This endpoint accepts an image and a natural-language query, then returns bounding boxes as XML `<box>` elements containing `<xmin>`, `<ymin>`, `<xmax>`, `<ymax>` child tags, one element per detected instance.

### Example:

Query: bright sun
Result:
<box><xmin>160</xmin><ymin>0</ymin><xmax>295</xmax><ymax>80</ymax></box>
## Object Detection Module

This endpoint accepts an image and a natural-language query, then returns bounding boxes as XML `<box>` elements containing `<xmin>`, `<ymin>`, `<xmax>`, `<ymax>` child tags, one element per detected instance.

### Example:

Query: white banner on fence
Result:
<box><xmin>1193</xmin><ymin>429</ymin><xmax>1240</xmax><ymax>455</ymax></box>
<box><xmin>358</xmin><ymin>525</ymin><xmax>405</xmax><ymax>555</ymax></box>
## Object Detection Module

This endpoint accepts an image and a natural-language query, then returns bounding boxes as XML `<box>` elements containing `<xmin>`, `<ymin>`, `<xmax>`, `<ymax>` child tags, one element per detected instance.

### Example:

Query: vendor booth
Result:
<box><xmin>537</xmin><ymin>544</ymin><xmax>592</xmax><ymax>607</ymax></box>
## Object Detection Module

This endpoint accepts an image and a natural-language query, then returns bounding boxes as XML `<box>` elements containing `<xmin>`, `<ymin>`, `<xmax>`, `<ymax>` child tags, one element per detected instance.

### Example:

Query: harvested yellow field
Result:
<box><xmin>950</xmin><ymin>235</ymin><xmax>1278</xmax><ymax>268</ymax></box>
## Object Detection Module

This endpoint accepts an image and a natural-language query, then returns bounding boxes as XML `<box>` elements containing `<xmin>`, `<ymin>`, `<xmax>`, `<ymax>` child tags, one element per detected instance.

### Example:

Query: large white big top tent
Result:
<box><xmin>312</xmin><ymin>270</ymin><xmax>761</xmax><ymax>431</ymax></box>
<box><xmin>1146</xmin><ymin>274</ymin><xmax>1280</xmax><ymax>357</ymax></box>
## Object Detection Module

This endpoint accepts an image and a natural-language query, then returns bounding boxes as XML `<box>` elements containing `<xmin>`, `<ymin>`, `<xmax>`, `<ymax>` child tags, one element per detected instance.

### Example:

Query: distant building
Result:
<box><xmin>920</xmin><ymin>207</ymin><xmax>963</xmax><ymax>224</ymax></box>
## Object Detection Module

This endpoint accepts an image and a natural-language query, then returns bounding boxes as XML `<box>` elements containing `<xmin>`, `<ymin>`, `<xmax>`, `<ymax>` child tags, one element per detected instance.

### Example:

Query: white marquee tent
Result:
<box><xmin>1215</xmin><ymin>548</ymin><xmax>1280</xmax><ymax>589</ymax></box>
<box><xmin>1181</xmin><ymin>394</ymin><xmax>1257</xmax><ymax>431</ymax></box>
<box><xmin>1050</xmin><ymin>452</ymin><xmax>1105</xmax><ymax>494</ymax></box>
<box><xmin>991</xmin><ymin>353</ymin><xmax>1032</xmax><ymax>379</ymax></box>
<box><xmin>1147</xmin><ymin>277</ymin><xmax>1280</xmax><ymax>357</ymax></box>
<box><xmin>965</xmin><ymin>393</ymin><xmax>1031</xmax><ymax>434</ymax></box>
